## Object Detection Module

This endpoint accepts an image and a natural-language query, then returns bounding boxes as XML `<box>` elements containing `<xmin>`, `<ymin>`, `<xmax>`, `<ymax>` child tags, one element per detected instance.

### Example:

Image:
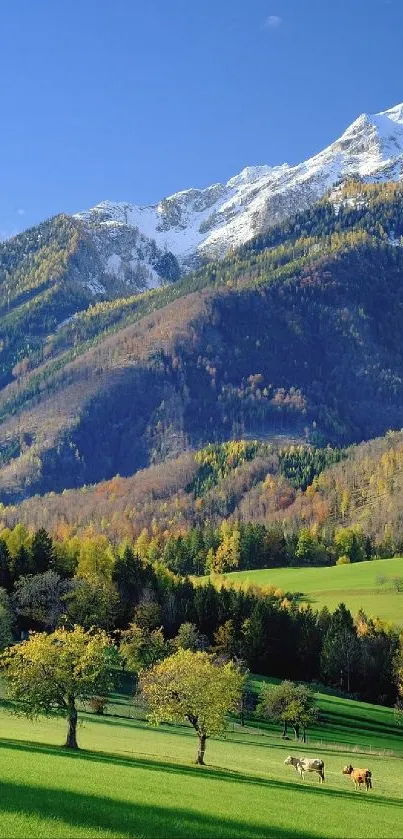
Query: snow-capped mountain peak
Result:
<box><xmin>378</xmin><ymin>102</ymin><xmax>403</xmax><ymax>124</ymax></box>
<box><xmin>74</xmin><ymin>102</ymin><xmax>403</xmax><ymax>292</ymax></box>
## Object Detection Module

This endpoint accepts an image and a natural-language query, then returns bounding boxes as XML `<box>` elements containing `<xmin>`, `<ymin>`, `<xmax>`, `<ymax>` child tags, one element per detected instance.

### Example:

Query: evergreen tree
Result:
<box><xmin>112</xmin><ymin>546</ymin><xmax>146</xmax><ymax>628</ymax></box>
<box><xmin>31</xmin><ymin>528</ymin><xmax>54</xmax><ymax>574</ymax></box>
<box><xmin>0</xmin><ymin>540</ymin><xmax>12</xmax><ymax>592</ymax></box>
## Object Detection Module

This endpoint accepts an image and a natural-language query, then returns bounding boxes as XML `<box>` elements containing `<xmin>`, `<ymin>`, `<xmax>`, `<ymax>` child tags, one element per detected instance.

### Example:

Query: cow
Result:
<box><xmin>284</xmin><ymin>755</ymin><xmax>325</xmax><ymax>783</ymax></box>
<box><xmin>342</xmin><ymin>765</ymin><xmax>372</xmax><ymax>791</ymax></box>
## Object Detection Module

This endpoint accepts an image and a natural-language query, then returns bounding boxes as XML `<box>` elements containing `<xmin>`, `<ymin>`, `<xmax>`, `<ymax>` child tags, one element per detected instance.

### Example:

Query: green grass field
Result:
<box><xmin>0</xmin><ymin>678</ymin><xmax>402</xmax><ymax>838</ymax></box>
<box><xmin>215</xmin><ymin>557</ymin><xmax>403</xmax><ymax>623</ymax></box>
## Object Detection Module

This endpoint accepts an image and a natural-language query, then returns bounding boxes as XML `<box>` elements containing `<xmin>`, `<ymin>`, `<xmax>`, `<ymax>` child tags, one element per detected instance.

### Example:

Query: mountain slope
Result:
<box><xmin>1</xmin><ymin>180</ymin><xmax>403</xmax><ymax>501</ymax></box>
<box><xmin>0</xmin><ymin>213</ymin><xmax>183</xmax><ymax>388</ymax></box>
<box><xmin>276</xmin><ymin>430</ymin><xmax>403</xmax><ymax>547</ymax></box>
<box><xmin>0</xmin><ymin>440</ymin><xmax>342</xmax><ymax>541</ymax></box>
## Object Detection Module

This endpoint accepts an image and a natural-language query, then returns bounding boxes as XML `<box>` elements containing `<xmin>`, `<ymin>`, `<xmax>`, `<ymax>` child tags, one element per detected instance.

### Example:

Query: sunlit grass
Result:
<box><xmin>0</xmin><ymin>678</ymin><xmax>402</xmax><ymax>838</ymax></box>
<box><xmin>208</xmin><ymin>557</ymin><xmax>403</xmax><ymax>623</ymax></box>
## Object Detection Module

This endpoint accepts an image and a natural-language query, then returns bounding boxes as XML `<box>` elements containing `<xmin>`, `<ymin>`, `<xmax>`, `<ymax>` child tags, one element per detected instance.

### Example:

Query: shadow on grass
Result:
<box><xmin>0</xmin><ymin>777</ymin><xmax>311</xmax><ymax>839</ymax></box>
<box><xmin>0</xmin><ymin>737</ymin><xmax>402</xmax><ymax>811</ymax></box>
<box><xmin>319</xmin><ymin>711</ymin><xmax>400</xmax><ymax>737</ymax></box>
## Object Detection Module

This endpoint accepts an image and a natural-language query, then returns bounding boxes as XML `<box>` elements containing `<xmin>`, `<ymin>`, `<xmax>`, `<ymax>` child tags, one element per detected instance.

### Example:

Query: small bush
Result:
<box><xmin>336</xmin><ymin>555</ymin><xmax>351</xmax><ymax>565</ymax></box>
<box><xmin>89</xmin><ymin>696</ymin><xmax>108</xmax><ymax>715</ymax></box>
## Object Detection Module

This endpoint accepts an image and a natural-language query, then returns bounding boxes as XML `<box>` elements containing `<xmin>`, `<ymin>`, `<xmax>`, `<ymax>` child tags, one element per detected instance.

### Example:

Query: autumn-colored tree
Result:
<box><xmin>334</xmin><ymin>528</ymin><xmax>365</xmax><ymax>563</ymax></box>
<box><xmin>76</xmin><ymin>535</ymin><xmax>115</xmax><ymax>584</ymax></box>
<box><xmin>2</xmin><ymin>524</ymin><xmax>30</xmax><ymax>563</ymax></box>
<box><xmin>210</xmin><ymin>522</ymin><xmax>241</xmax><ymax>574</ymax></box>
<box><xmin>213</xmin><ymin>619</ymin><xmax>238</xmax><ymax>659</ymax></box>
<box><xmin>141</xmin><ymin>649</ymin><xmax>243</xmax><ymax>764</ymax></box>
<box><xmin>295</xmin><ymin>529</ymin><xmax>327</xmax><ymax>565</ymax></box>
<box><xmin>1</xmin><ymin>626</ymin><xmax>118</xmax><ymax>749</ymax></box>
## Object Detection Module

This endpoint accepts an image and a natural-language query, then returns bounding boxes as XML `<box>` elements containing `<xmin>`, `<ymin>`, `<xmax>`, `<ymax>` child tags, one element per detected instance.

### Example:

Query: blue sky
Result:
<box><xmin>1</xmin><ymin>0</ymin><xmax>402</xmax><ymax>238</ymax></box>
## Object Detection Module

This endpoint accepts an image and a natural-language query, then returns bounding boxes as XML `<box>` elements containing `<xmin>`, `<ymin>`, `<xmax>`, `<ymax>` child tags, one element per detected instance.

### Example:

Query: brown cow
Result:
<box><xmin>342</xmin><ymin>764</ymin><xmax>372</xmax><ymax>791</ymax></box>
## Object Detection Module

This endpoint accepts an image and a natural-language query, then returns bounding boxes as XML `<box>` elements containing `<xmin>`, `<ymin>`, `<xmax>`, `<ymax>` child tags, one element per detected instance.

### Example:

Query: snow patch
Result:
<box><xmin>86</xmin><ymin>276</ymin><xmax>106</xmax><ymax>295</ymax></box>
<box><xmin>105</xmin><ymin>253</ymin><xmax>123</xmax><ymax>277</ymax></box>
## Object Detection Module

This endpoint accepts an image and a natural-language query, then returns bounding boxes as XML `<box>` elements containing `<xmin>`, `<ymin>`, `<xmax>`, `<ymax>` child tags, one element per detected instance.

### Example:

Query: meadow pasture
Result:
<box><xmin>214</xmin><ymin>557</ymin><xmax>403</xmax><ymax>623</ymax></box>
<box><xmin>0</xmin><ymin>677</ymin><xmax>402</xmax><ymax>838</ymax></box>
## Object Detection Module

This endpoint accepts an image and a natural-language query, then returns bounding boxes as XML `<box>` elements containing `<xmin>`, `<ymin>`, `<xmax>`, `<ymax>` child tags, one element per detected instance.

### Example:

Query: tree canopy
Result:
<box><xmin>258</xmin><ymin>680</ymin><xmax>318</xmax><ymax>741</ymax></box>
<box><xmin>140</xmin><ymin>649</ymin><xmax>244</xmax><ymax>764</ymax></box>
<box><xmin>0</xmin><ymin>625</ymin><xmax>119</xmax><ymax>748</ymax></box>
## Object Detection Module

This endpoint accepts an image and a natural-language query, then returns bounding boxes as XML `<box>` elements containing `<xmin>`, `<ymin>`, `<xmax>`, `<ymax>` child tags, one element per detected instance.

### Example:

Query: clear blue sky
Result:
<box><xmin>1</xmin><ymin>0</ymin><xmax>402</xmax><ymax>238</ymax></box>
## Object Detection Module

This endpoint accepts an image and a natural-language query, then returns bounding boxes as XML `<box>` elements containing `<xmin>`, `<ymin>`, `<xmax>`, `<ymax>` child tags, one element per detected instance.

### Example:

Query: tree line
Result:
<box><xmin>0</xmin><ymin>523</ymin><xmax>401</xmax><ymax>710</ymax></box>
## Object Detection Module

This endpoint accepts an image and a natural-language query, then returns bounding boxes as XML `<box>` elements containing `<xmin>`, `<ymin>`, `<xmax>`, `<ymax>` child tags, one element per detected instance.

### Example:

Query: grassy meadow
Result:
<box><xmin>0</xmin><ymin>677</ymin><xmax>402</xmax><ymax>838</ymax></box>
<box><xmin>211</xmin><ymin>557</ymin><xmax>403</xmax><ymax>623</ymax></box>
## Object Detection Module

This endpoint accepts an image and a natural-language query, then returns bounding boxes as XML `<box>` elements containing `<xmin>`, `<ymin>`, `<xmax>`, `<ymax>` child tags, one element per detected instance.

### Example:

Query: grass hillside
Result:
<box><xmin>0</xmin><ymin>676</ymin><xmax>402</xmax><ymax>838</ymax></box>
<box><xmin>211</xmin><ymin>557</ymin><xmax>403</xmax><ymax>624</ymax></box>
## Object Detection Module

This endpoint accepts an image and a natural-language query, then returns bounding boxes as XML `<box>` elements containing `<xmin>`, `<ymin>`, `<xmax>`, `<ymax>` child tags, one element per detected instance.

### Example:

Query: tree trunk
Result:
<box><xmin>195</xmin><ymin>733</ymin><xmax>207</xmax><ymax>765</ymax></box>
<box><xmin>302</xmin><ymin>726</ymin><xmax>306</xmax><ymax>743</ymax></box>
<box><xmin>282</xmin><ymin>721</ymin><xmax>288</xmax><ymax>737</ymax></box>
<box><xmin>240</xmin><ymin>710</ymin><xmax>245</xmax><ymax>726</ymax></box>
<box><xmin>65</xmin><ymin>698</ymin><xmax>78</xmax><ymax>749</ymax></box>
<box><xmin>293</xmin><ymin>724</ymin><xmax>300</xmax><ymax>740</ymax></box>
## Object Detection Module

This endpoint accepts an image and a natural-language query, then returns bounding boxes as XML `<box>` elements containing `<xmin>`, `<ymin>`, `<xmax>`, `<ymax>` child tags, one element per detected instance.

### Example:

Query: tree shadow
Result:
<box><xmin>0</xmin><ymin>776</ymin><xmax>317</xmax><ymax>839</ymax></box>
<box><xmin>0</xmin><ymin>737</ymin><xmax>402</xmax><ymax>810</ymax></box>
<box><xmin>319</xmin><ymin>710</ymin><xmax>400</xmax><ymax>737</ymax></box>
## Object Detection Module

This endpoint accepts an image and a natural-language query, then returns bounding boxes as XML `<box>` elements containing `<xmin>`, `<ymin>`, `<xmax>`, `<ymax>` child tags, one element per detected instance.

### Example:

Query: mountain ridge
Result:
<box><xmin>73</xmin><ymin>102</ymin><xmax>403</xmax><ymax>281</ymax></box>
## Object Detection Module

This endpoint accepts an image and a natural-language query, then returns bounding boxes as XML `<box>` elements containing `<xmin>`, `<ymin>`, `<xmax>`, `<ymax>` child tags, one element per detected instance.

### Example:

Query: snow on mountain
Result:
<box><xmin>74</xmin><ymin>103</ymin><xmax>403</xmax><ymax>289</ymax></box>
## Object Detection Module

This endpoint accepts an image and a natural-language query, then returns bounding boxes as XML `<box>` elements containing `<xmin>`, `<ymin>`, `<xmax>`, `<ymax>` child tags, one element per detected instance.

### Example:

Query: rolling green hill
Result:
<box><xmin>209</xmin><ymin>557</ymin><xmax>403</xmax><ymax>623</ymax></box>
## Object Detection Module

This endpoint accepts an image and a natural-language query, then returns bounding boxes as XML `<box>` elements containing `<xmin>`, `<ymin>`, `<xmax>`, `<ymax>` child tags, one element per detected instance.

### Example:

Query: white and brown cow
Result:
<box><xmin>284</xmin><ymin>755</ymin><xmax>325</xmax><ymax>783</ymax></box>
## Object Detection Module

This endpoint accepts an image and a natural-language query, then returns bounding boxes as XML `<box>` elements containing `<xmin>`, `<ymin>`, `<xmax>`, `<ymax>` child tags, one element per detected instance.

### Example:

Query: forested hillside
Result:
<box><xmin>0</xmin><ymin>215</ymin><xmax>96</xmax><ymax>387</ymax></box>
<box><xmin>278</xmin><ymin>430</ymin><xmax>403</xmax><ymax>547</ymax></box>
<box><xmin>1</xmin><ymin>181</ymin><xmax>403</xmax><ymax>503</ymax></box>
<box><xmin>0</xmin><ymin>441</ymin><xmax>342</xmax><ymax>543</ymax></box>
<box><xmin>7</xmin><ymin>427</ymin><xmax>403</xmax><ymax>559</ymax></box>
